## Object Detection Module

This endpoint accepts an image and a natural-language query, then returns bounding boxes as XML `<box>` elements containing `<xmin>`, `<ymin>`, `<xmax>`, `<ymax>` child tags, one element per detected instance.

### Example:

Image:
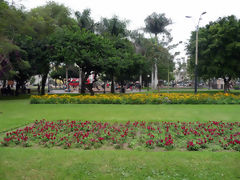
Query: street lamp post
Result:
<box><xmin>147</xmin><ymin>75</ymin><xmax>150</xmax><ymax>91</ymax></box>
<box><xmin>186</xmin><ymin>12</ymin><xmax>206</xmax><ymax>94</ymax></box>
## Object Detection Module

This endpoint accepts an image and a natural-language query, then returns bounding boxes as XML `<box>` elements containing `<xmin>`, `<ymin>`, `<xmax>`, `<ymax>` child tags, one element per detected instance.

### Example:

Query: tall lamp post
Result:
<box><xmin>186</xmin><ymin>11</ymin><xmax>207</xmax><ymax>94</ymax></box>
<box><xmin>147</xmin><ymin>74</ymin><xmax>150</xmax><ymax>91</ymax></box>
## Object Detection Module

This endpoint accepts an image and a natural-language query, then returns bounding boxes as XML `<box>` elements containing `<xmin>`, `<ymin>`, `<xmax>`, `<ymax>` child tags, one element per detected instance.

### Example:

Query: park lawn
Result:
<box><xmin>0</xmin><ymin>98</ymin><xmax>240</xmax><ymax>179</ymax></box>
<box><xmin>1</xmin><ymin>99</ymin><xmax>240</xmax><ymax>132</ymax></box>
<box><xmin>0</xmin><ymin>148</ymin><xmax>239</xmax><ymax>180</ymax></box>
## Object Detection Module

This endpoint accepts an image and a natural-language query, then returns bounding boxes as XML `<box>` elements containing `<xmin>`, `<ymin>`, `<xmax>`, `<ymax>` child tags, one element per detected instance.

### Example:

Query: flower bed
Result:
<box><xmin>1</xmin><ymin>120</ymin><xmax>240</xmax><ymax>151</ymax></box>
<box><xmin>30</xmin><ymin>93</ymin><xmax>240</xmax><ymax>104</ymax></box>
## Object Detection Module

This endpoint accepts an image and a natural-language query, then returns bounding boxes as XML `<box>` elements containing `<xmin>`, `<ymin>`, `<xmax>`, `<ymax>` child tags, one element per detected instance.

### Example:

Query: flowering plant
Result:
<box><xmin>30</xmin><ymin>93</ymin><xmax>240</xmax><ymax>104</ymax></box>
<box><xmin>1</xmin><ymin>120</ymin><xmax>239</xmax><ymax>151</ymax></box>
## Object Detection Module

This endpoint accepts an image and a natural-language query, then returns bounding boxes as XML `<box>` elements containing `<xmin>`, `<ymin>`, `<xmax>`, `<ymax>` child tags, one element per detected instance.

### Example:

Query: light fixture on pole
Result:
<box><xmin>147</xmin><ymin>74</ymin><xmax>150</xmax><ymax>91</ymax></box>
<box><xmin>186</xmin><ymin>11</ymin><xmax>207</xmax><ymax>94</ymax></box>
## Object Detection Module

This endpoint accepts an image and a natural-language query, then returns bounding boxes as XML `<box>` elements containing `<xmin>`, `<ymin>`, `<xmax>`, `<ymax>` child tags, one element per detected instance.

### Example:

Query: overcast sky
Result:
<box><xmin>11</xmin><ymin>0</ymin><xmax>240</xmax><ymax>61</ymax></box>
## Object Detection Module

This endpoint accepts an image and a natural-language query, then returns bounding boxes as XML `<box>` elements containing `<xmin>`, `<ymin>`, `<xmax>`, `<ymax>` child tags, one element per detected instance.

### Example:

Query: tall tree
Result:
<box><xmin>187</xmin><ymin>15</ymin><xmax>240</xmax><ymax>92</ymax></box>
<box><xmin>110</xmin><ymin>38</ymin><xmax>147</xmax><ymax>92</ymax></box>
<box><xmin>75</xmin><ymin>9</ymin><xmax>95</xmax><ymax>32</ymax></box>
<box><xmin>96</xmin><ymin>16</ymin><xmax>129</xmax><ymax>93</ymax></box>
<box><xmin>96</xmin><ymin>16</ymin><xmax>129</xmax><ymax>38</ymax></box>
<box><xmin>50</xmin><ymin>27</ymin><xmax>114</xmax><ymax>95</ymax></box>
<box><xmin>0</xmin><ymin>0</ymin><xmax>34</xmax><ymax>93</ymax></box>
<box><xmin>28</xmin><ymin>2</ymin><xmax>74</xmax><ymax>94</ymax></box>
<box><xmin>144</xmin><ymin>12</ymin><xmax>172</xmax><ymax>89</ymax></box>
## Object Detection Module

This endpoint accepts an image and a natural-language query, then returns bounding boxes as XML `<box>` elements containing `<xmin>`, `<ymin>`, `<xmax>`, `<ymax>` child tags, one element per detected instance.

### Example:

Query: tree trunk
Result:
<box><xmin>20</xmin><ymin>81</ymin><xmax>26</xmax><ymax>94</ymax></box>
<box><xmin>154</xmin><ymin>34</ymin><xmax>159</xmax><ymax>91</ymax></box>
<box><xmin>3</xmin><ymin>80</ymin><xmax>6</xmax><ymax>88</ymax></box>
<box><xmin>81</xmin><ymin>71</ymin><xmax>90</xmax><ymax>94</ymax></box>
<box><xmin>120</xmin><ymin>81</ymin><xmax>125</xmax><ymax>93</ymax></box>
<box><xmin>78</xmin><ymin>67</ymin><xmax>82</xmax><ymax>94</ymax></box>
<box><xmin>151</xmin><ymin>64</ymin><xmax>154</xmax><ymax>89</ymax></box>
<box><xmin>66</xmin><ymin>65</ymin><xmax>68</xmax><ymax>90</ymax></box>
<box><xmin>208</xmin><ymin>78</ymin><xmax>211</xmax><ymax>90</ymax></box>
<box><xmin>81</xmin><ymin>76</ymin><xmax>86</xmax><ymax>94</ymax></box>
<box><xmin>15</xmin><ymin>82</ymin><xmax>20</xmax><ymax>96</ymax></box>
<box><xmin>223</xmin><ymin>77</ymin><xmax>231</xmax><ymax>93</ymax></box>
<box><xmin>86</xmin><ymin>83</ymin><xmax>94</xmax><ymax>96</ymax></box>
<box><xmin>155</xmin><ymin>63</ymin><xmax>158</xmax><ymax>90</ymax></box>
<box><xmin>41</xmin><ymin>73</ymin><xmax>48</xmax><ymax>95</ymax></box>
<box><xmin>111</xmin><ymin>75</ymin><xmax>115</xmax><ymax>93</ymax></box>
<box><xmin>81</xmin><ymin>83</ymin><xmax>86</xmax><ymax>94</ymax></box>
<box><xmin>47</xmin><ymin>76</ymin><xmax>50</xmax><ymax>93</ymax></box>
<box><xmin>103</xmin><ymin>81</ymin><xmax>106</xmax><ymax>94</ymax></box>
<box><xmin>139</xmin><ymin>74</ymin><xmax>142</xmax><ymax>92</ymax></box>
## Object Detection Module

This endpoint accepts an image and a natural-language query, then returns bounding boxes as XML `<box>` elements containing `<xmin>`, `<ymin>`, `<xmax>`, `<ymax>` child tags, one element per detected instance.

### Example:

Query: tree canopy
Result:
<box><xmin>0</xmin><ymin>0</ymin><xmax>177</xmax><ymax>95</ymax></box>
<box><xmin>187</xmin><ymin>15</ymin><xmax>240</xmax><ymax>92</ymax></box>
<box><xmin>144</xmin><ymin>12</ymin><xmax>172</xmax><ymax>38</ymax></box>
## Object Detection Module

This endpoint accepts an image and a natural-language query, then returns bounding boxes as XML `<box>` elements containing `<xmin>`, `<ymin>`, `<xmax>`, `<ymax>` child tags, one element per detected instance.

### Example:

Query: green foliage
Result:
<box><xmin>111</xmin><ymin>38</ymin><xmax>148</xmax><ymax>83</ymax></box>
<box><xmin>30</xmin><ymin>93</ymin><xmax>240</xmax><ymax>105</ymax></box>
<box><xmin>0</xmin><ymin>1</ymin><xmax>176</xmax><ymax>96</ymax></box>
<box><xmin>75</xmin><ymin>9</ymin><xmax>95</xmax><ymax>32</ymax></box>
<box><xmin>97</xmin><ymin>15</ymin><xmax>129</xmax><ymax>37</ymax></box>
<box><xmin>0</xmin><ymin>0</ymin><xmax>33</xmax><ymax>80</ymax></box>
<box><xmin>50</xmin><ymin>65</ymin><xmax>79</xmax><ymax>81</ymax></box>
<box><xmin>131</xmin><ymin>31</ymin><xmax>175</xmax><ymax>83</ymax></box>
<box><xmin>144</xmin><ymin>12</ymin><xmax>172</xmax><ymax>37</ymax></box>
<box><xmin>187</xmin><ymin>15</ymin><xmax>240</xmax><ymax>82</ymax></box>
<box><xmin>29</xmin><ymin>1</ymin><xmax>74</xmax><ymax>31</ymax></box>
<box><xmin>0</xmin><ymin>1</ymin><xmax>76</xmax><ymax>94</ymax></box>
<box><xmin>49</xmin><ymin>26</ymin><xmax>115</xmax><ymax>94</ymax></box>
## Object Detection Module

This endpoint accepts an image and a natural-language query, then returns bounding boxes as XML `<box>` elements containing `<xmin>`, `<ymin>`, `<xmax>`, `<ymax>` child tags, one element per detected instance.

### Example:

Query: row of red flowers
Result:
<box><xmin>1</xmin><ymin>120</ymin><xmax>240</xmax><ymax>151</ymax></box>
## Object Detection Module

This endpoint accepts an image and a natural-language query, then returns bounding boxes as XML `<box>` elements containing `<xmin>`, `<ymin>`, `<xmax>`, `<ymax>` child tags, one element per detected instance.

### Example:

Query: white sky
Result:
<box><xmin>11</xmin><ymin>0</ymin><xmax>240</xmax><ymax>61</ymax></box>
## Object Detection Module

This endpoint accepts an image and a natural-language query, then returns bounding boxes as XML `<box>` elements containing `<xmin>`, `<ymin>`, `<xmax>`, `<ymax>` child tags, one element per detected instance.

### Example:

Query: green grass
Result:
<box><xmin>0</xmin><ymin>148</ymin><xmax>239</xmax><ymax>180</ymax></box>
<box><xmin>1</xmin><ymin>98</ymin><xmax>240</xmax><ymax>179</ymax></box>
<box><xmin>1</xmin><ymin>99</ymin><xmax>240</xmax><ymax>132</ymax></box>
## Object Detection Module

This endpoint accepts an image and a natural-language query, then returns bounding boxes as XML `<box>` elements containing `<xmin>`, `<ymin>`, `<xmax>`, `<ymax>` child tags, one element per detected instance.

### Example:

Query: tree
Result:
<box><xmin>96</xmin><ymin>16</ymin><xmax>129</xmax><ymax>93</ymax></box>
<box><xmin>144</xmin><ymin>12</ymin><xmax>172</xmax><ymax>38</ymax></box>
<box><xmin>144</xmin><ymin>12</ymin><xmax>172</xmax><ymax>89</ymax></box>
<box><xmin>96</xmin><ymin>16</ymin><xmax>129</xmax><ymax>38</ymax></box>
<box><xmin>75</xmin><ymin>9</ymin><xmax>95</xmax><ymax>32</ymax></box>
<box><xmin>110</xmin><ymin>38</ymin><xmax>147</xmax><ymax>92</ymax></box>
<box><xmin>50</xmin><ymin>27</ymin><xmax>114</xmax><ymax>95</ymax></box>
<box><xmin>28</xmin><ymin>2</ymin><xmax>74</xmax><ymax>94</ymax></box>
<box><xmin>0</xmin><ymin>0</ymin><xmax>35</xmax><ymax>94</ymax></box>
<box><xmin>130</xmin><ymin>31</ymin><xmax>149</xmax><ymax>86</ymax></box>
<box><xmin>187</xmin><ymin>15</ymin><xmax>240</xmax><ymax>92</ymax></box>
<box><xmin>130</xmin><ymin>30</ymin><xmax>175</xmax><ymax>87</ymax></box>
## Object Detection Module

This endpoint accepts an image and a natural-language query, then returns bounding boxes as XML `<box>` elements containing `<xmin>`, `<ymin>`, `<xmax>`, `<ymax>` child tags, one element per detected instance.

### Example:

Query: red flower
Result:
<box><xmin>98</xmin><ymin>137</ymin><xmax>104</xmax><ymax>141</ymax></box>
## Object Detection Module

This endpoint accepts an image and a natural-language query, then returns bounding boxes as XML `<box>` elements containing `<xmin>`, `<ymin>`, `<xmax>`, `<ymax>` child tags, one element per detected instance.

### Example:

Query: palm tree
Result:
<box><xmin>75</xmin><ymin>9</ymin><xmax>95</xmax><ymax>32</ymax></box>
<box><xmin>144</xmin><ymin>12</ymin><xmax>172</xmax><ymax>89</ymax></box>
<box><xmin>130</xmin><ymin>30</ymin><xmax>148</xmax><ymax>87</ymax></box>
<box><xmin>74</xmin><ymin>9</ymin><xmax>97</xmax><ymax>93</ymax></box>
<box><xmin>96</xmin><ymin>16</ymin><xmax>128</xmax><ymax>38</ymax></box>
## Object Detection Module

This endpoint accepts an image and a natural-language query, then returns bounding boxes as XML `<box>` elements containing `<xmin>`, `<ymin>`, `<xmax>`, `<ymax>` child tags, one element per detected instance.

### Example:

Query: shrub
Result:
<box><xmin>30</xmin><ymin>93</ymin><xmax>240</xmax><ymax>105</ymax></box>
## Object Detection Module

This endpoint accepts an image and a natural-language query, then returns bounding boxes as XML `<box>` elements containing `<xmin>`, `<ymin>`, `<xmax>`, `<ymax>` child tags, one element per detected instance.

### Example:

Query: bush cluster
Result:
<box><xmin>30</xmin><ymin>93</ymin><xmax>240</xmax><ymax>104</ymax></box>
